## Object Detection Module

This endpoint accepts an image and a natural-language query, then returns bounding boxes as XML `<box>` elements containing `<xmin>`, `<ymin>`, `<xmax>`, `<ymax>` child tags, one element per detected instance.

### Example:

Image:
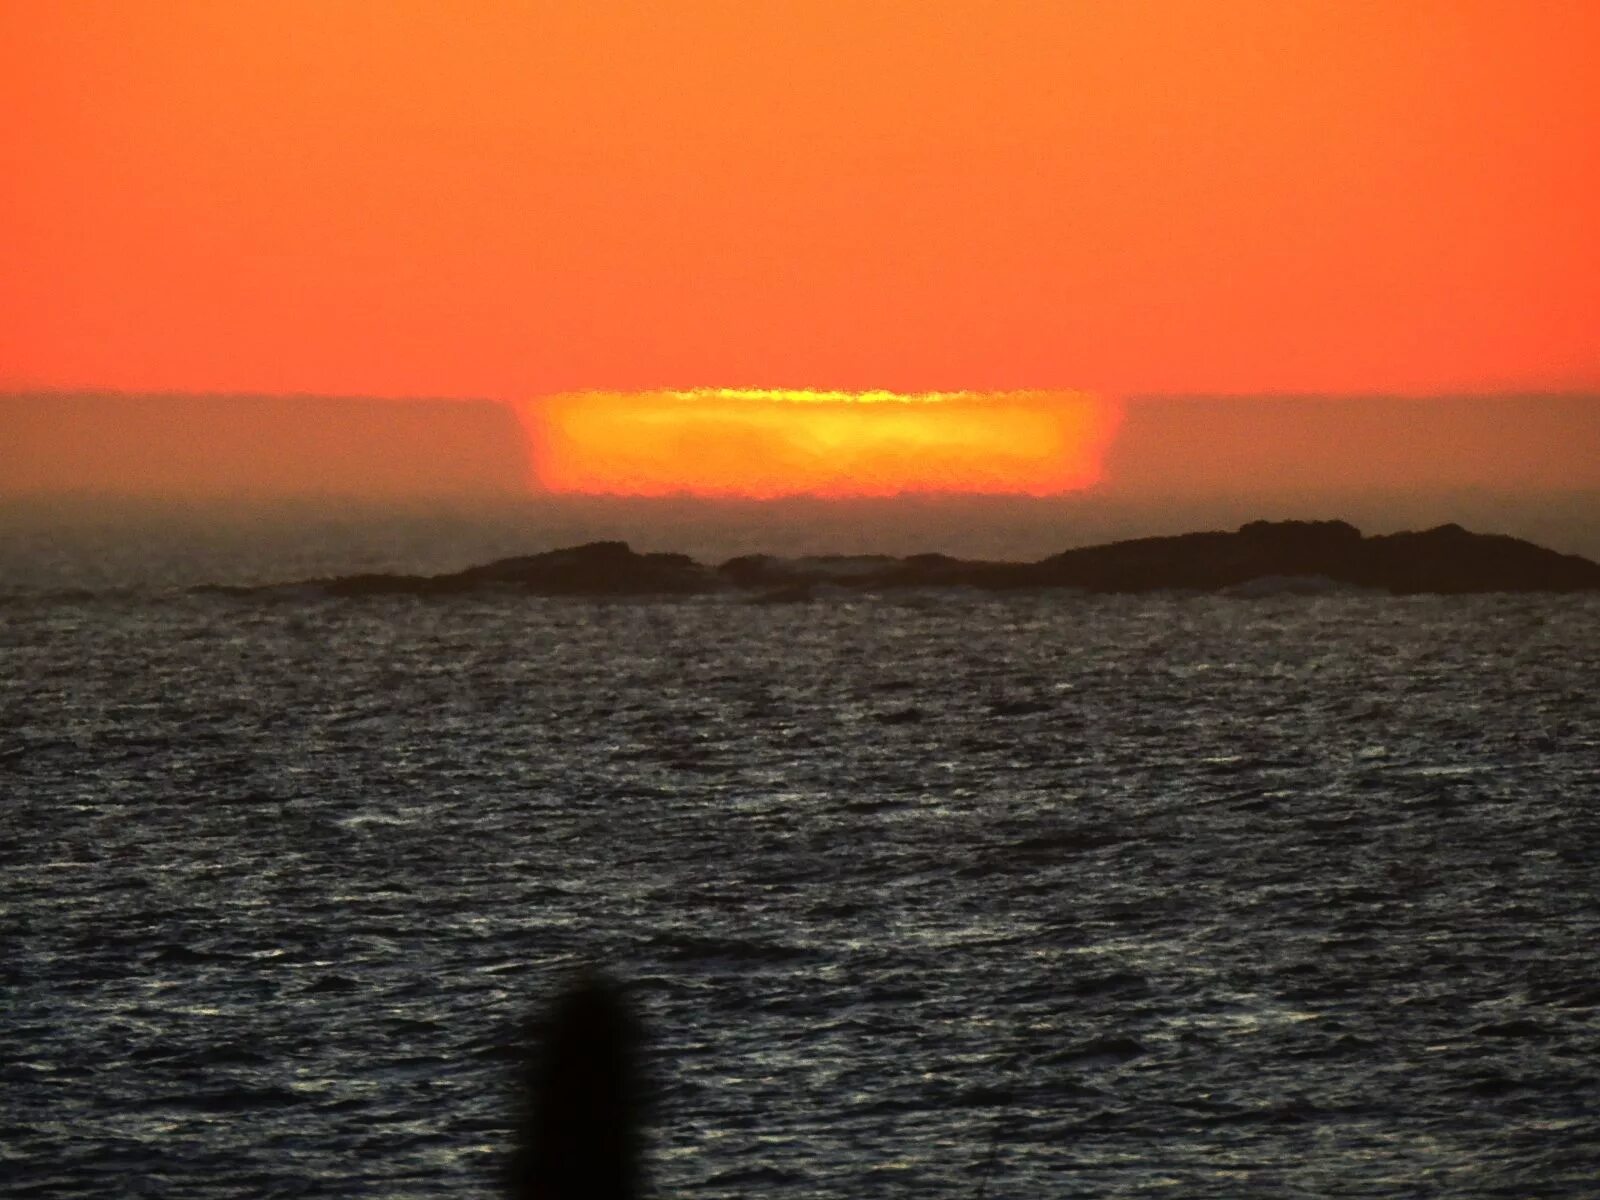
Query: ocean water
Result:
<box><xmin>3</xmin><ymin>579</ymin><xmax>1599</xmax><ymax>1197</ymax></box>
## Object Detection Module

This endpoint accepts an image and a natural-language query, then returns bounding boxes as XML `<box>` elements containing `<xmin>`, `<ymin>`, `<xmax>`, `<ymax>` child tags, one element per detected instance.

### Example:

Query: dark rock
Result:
<box><xmin>1358</xmin><ymin>525</ymin><xmax>1600</xmax><ymax>593</ymax></box>
<box><xmin>203</xmin><ymin>521</ymin><xmax>1600</xmax><ymax>598</ymax></box>
<box><xmin>747</xmin><ymin>582</ymin><xmax>817</xmax><ymax>604</ymax></box>
<box><xmin>1028</xmin><ymin>520</ymin><xmax>1600</xmax><ymax>593</ymax></box>
<box><xmin>1051</xmin><ymin>1035</ymin><xmax>1148</xmax><ymax>1064</ymax></box>
<box><xmin>873</xmin><ymin>706</ymin><xmax>925</xmax><ymax>725</ymax></box>
<box><xmin>315</xmin><ymin>541</ymin><xmax>718</xmax><ymax>597</ymax></box>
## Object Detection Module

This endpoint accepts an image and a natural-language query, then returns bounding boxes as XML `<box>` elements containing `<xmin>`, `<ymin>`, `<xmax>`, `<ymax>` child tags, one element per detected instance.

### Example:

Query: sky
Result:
<box><xmin>4</xmin><ymin>0</ymin><xmax>1599</xmax><ymax>401</ymax></box>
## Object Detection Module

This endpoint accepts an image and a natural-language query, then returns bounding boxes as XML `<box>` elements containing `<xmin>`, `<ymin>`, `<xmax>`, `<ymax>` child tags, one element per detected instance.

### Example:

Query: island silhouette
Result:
<box><xmin>200</xmin><ymin>520</ymin><xmax>1600</xmax><ymax>599</ymax></box>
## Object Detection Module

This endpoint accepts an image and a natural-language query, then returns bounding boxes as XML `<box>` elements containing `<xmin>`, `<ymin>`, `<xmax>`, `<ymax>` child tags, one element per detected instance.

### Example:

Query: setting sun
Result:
<box><xmin>520</xmin><ymin>389</ymin><xmax>1121</xmax><ymax>498</ymax></box>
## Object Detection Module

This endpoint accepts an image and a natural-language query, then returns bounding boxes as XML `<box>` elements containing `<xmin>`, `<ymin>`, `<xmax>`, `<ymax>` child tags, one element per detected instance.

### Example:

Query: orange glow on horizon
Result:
<box><xmin>521</xmin><ymin>390</ymin><xmax>1121</xmax><ymax>498</ymax></box>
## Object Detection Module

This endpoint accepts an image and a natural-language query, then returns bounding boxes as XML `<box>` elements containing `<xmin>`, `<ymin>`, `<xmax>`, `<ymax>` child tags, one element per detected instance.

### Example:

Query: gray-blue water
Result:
<box><xmin>4</xmin><ymin>575</ymin><xmax>1598</xmax><ymax>1196</ymax></box>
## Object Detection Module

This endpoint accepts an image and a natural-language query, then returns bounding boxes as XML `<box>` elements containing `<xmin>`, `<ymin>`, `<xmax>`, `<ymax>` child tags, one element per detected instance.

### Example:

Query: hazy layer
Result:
<box><xmin>7</xmin><ymin>392</ymin><xmax>1597</xmax><ymax>497</ymax></box>
<box><xmin>3</xmin><ymin>392</ymin><xmax>1597</xmax><ymax>587</ymax></box>
<box><xmin>0</xmin><ymin>393</ymin><xmax>530</xmax><ymax>499</ymax></box>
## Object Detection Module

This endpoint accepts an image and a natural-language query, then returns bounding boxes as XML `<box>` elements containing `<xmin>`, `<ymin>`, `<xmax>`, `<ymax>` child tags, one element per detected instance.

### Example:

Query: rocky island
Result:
<box><xmin>197</xmin><ymin>520</ymin><xmax>1600</xmax><ymax>599</ymax></box>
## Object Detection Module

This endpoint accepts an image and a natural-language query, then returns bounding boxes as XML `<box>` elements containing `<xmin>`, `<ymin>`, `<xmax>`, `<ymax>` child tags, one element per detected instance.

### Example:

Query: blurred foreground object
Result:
<box><xmin>508</xmin><ymin>972</ymin><xmax>644</xmax><ymax>1200</ymax></box>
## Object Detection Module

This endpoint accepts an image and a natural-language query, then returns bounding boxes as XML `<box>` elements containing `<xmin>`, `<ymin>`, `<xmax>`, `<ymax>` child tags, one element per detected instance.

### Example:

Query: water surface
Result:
<box><xmin>4</xmin><ymin>588</ymin><xmax>1597</xmax><ymax>1196</ymax></box>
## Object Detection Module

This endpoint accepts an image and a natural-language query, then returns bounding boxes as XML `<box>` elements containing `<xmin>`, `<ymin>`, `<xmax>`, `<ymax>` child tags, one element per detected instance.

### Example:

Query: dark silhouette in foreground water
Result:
<box><xmin>511</xmin><ymin>973</ymin><xmax>645</xmax><ymax>1200</ymax></box>
<box><xmin>198</xmin><ymin>519</ymin><xmax>1600</xmax><ymax>599</ymax></box>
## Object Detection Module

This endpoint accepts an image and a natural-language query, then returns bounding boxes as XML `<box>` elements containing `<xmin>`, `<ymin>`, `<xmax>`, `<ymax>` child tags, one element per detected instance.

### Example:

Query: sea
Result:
<box><xmin>3</xmin><ymin>523</ymin><xmax>1598</xmax><ymax>1198</ymax></box>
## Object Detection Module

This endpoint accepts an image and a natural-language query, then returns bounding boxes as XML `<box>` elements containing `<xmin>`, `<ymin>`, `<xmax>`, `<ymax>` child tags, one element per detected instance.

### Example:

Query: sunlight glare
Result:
<box><xmin>519</xmin><ymin>389</ymin><xmax>1121</xmax><ymax>498</ymax></box>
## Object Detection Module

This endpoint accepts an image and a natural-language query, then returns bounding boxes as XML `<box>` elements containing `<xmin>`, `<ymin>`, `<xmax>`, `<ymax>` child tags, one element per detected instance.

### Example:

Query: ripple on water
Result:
<box><xmin>3</xmin><ymin>591</ymin><xmax>1598</xmax><ymax>1196</ymax></box>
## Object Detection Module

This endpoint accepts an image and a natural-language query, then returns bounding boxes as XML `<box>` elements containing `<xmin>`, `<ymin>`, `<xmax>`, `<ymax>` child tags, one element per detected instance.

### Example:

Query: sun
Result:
<box><xmin>518</xmin><ymin>389</ymin><xmax>1121</xmax><ymax>498</ymax></box>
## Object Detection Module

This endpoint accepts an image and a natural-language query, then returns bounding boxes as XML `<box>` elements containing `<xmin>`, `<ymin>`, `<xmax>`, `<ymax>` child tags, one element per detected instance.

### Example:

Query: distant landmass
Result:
<box><xmin>200</xmin><ymin>520</ymin><xmax>1600</xmax><ymax>598</ymax></box>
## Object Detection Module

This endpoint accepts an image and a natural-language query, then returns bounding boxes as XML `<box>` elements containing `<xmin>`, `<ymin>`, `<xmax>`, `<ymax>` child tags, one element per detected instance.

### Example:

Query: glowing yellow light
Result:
<box><xmin>519</xmin><ymin>389</ymin><xmax>1120</xmax><ymax>498</ymax></box>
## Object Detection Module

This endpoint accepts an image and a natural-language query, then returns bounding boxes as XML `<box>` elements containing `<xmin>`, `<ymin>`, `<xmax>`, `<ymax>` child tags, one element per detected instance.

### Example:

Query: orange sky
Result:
<box><xmin>4</xmin><ymin>1</ymin><xmax>1598</xmax><ymax>400</ymax></box>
